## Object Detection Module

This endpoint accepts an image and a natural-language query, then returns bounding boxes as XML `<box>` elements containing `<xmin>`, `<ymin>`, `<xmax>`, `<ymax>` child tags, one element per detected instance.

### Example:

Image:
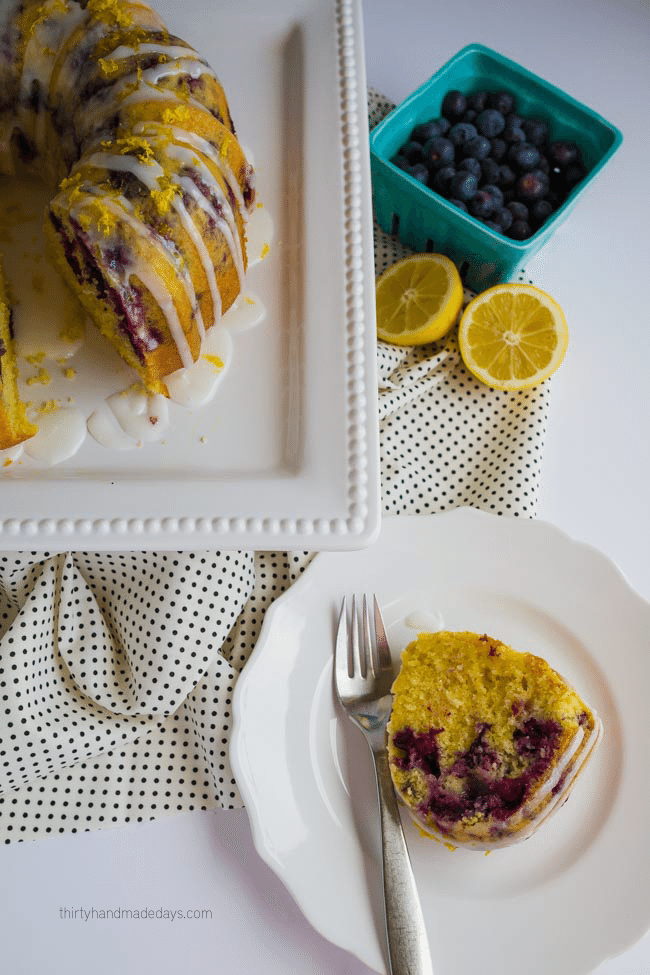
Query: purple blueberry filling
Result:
<box><xmin>393</xmin><ymin>716</ymin><xmax>563</xmax><ymax>825</ymax></box>
<box><xmin>49</xmin><ymin>213</ymin><xmax>164</xmax><ymax>362</ymax></box>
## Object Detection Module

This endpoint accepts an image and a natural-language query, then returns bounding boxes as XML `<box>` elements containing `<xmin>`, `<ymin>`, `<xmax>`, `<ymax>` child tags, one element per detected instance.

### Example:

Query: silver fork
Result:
<box><xmin>335</xmin><ymin>595</ymin><xmax>434</xmax><ymax>975</ymax></box>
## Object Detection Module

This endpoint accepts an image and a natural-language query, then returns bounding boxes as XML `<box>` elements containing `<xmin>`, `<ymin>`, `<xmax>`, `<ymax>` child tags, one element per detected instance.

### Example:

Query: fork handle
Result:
<box><xmin>372</xmin><ymin>748</ymin><xmax>434</xmax><ymax>975</ymax></box>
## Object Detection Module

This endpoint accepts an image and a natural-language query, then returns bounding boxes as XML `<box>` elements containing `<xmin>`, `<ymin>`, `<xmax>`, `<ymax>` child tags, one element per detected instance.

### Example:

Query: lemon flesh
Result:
<box><xmin>376</xmin><ymin>254</ymin><xmax>463</xmax><ymax>346</ymax></box>
<box><xmin>458</xmin><ymin>282</ymin><xmax>568</xmax><ymax>391</ymax></box>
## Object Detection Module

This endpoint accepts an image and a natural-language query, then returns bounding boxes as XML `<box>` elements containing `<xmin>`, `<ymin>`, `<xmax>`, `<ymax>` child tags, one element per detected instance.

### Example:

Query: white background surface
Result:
<box><xmin>2</xmin><ymin>0</ymin><xmax>650</xmax><ymax>973</ymax></box>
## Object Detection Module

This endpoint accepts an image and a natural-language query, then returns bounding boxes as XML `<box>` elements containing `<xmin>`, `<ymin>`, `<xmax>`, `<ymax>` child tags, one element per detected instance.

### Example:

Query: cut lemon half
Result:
<box><xmin>458</xmin><ymin>282</ymin><xmax>569</xmax><ymax>391</ymax></box>
<box><xmin>375</xmin><ymin>254</ymin><xmax>463</xmax><ymax>346</ymax></box>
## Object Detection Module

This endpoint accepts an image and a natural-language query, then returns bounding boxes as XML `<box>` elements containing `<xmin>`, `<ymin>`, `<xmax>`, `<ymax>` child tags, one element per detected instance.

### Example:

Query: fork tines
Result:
<box><xmin>338</xmin><ymin>594</ymin><xmax>392</xmax><ymax>680</ymax></box>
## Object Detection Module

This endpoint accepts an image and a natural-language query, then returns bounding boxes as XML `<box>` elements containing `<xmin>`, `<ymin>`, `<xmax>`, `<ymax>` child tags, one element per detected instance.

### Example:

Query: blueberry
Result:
<box><xmin>482</xmin><ymin>219</ymin><xmax>503</xmax><ymax>233</ymax></box>
<box><xmin>508</xmin><ymin>142</ymin><xmax>541</xmax><ymax>171</ymax></box>
<box><xmin>406</xmin><ymin>162</ymin><xmax>430</xmax><ymax>184</ymax></box>
<box><xmin>482</xmin><ymin>183</ymin><xmax>504</xmax><ymax>207</ymax></box>
<box><xmin>487</xmin><ymin>91</ymin><xmax>515</xmax><ymax>115</ymax></box>
<box><xmin>502</xmin><ymin>123</ymin><xmax>525</xmax><ymax>144</ymax></box>
<box><xmin>391</xmin><ymin>153</ymin><xmax>411</xmax><ymax>171</ymax></box>
<box><xmin>448</xmin><ymin>198</ymin><xmax>469</xmax><ymax>212</ymax></box>
<box><xmin>522</xmin><ymin>118</ymin><xmax>549</xmax><ymax>146</ymax></box>
<box><xmin>536</xmin><ymin>155</ymin><xmax>551</xmax><ymax>174</ymax></box>
<box><xmin>505</xmin><ymin>113</ymin><xmax>524</xmax><ymax>129</ymax></box>
<box><xmin>441</xmin><ymin>90</ymin><xmax>467</xmax><ymax>120</ymax></box>
<box><xmin>469</xmin><ymin>189</ymin><xmax>495</xmax><ymax>220</ymax></box>
<box><xmin>448</xmin><ymin>122</ymin><xmax>478</xmax><ymax>147</ymax></box>
<box><xmin>508</xmin><ymin>219</ymin><xmax>532</xmax><ymax>240</ymax></box>
<box><xmin>492</xmin><ymin>206</ymin><xmax>513</xmax><ymax>232</ymax></box>
<box><xmin>458</xmin><ymin>157</ymin><xmax>481</xmax><ymax>178</ymax></box>
<box><xmin>497</xmin><ymin>164</ymin><xmax>516</xmax><ymax>189</ymax></box>
<box><xmin>480</xmin><ymin>157</ymin><xmax>500</xmax><ymax>185</ymax></box>
<box><xmin>422</xmin><ymin>136</ymin><xmax>455</xmax><ymax>169</ymax></box>
<box><xmin>516</xmin><ymin>171</ymin><xmax>547</xmax><ymax>200</ymax></box>
<box><xmin>462</xmin><ymin>109</ymin><xmax>478</xmax><ymax>124</ymax></box>
<box><xmin>489</xmin><ymin>137</ymin><xmax>507</xmax><ymax>161</ymax></box>
<box><xmin>468</xmin><ymin>90</ymin><xmax>489</xmax><ymax>112</ymax></box>
<box><xmin>449</xmin><ymin>170</ymin><xmax>479</xmax><ymax>202</ymax></box>
<box><xmin>507</xmin><ymin>200</ymin><xmax>529</xmax><ymax>222</ymax></box>
<box><xmin>530</xmin><ymin>199</ymin><xmax>555</xmax><ymax>227</ymax></box>
<box><xmin>563</xmin><ymin>162</ymin><xmax>586</xmax><ymax>190</ymax></box>
<box><xmin>431</xmin><ymin>165</ymin><xmax>457</xmax><ymax>195</ymax></box>
<box><xmin>548</xmin><ymin>140</ymin><xmax>580</xmax><ymax>168</ymax></box>
<box><xmin>411</xmin><ymin>118</ymin><xmax>446</xmax><ymax>143</ymax></box>
<box><xmin>528</xmin><ymin>169</ymin><xmax>550</xmax><ymax>194</ymax></box>
<box><xmin>462</xmin><ymin>135</ymin><xmax>491</xmax><ymax>160</ymax></box>
<box><xmin>477</xmin><ymin>109</ymin><xmax>505</xmax><ymax>138</ymax></box>
<box><xmin>399</xmin><ymin>140</ymin><xmax>424</xmax><ymax>164</ymax></box>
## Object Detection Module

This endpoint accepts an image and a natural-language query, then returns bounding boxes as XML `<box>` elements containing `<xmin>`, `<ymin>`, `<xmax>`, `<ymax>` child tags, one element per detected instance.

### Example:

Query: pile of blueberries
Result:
<box><xmin>390</xmin><ymin>88</ymin><xmax>587</xmax><ymax>240</ymax></box>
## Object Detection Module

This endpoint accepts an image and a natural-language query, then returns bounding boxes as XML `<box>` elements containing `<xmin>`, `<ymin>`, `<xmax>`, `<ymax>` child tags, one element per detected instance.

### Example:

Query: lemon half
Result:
<box><xmin>375</xmin><ymin>254</ymin><xmax>463</xmax><ymax>346</ymax></box>
<box><xmin>458</xmin><ymin>282</ymin><xmax>569</xmax><ymax>391</ymax></box>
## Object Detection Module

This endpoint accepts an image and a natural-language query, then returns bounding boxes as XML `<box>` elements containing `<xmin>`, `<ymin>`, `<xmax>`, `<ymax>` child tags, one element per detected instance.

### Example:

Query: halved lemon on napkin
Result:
<box><xmin>375</xmin><ymin>254</ymin><xmax>463</xmax><ymax>346</ymax></box>
<box><xmin>458</xmin><ymin>282</ymin><xmax>569</xmax><ymax>391</ymax></box>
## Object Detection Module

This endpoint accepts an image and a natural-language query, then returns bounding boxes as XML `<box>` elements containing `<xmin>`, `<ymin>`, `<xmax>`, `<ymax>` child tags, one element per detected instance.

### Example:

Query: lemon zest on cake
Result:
<box><xmin>86</xmin><ymin>0</ymin><xmax>134</xmax><ymax>28</ymax></box>
<box><xmin>162</xmin><ymin>105</ymin><xmax>191</xmax><ymax>125</ymax></box>
<box><xmin>95</xmin><ymin>26</ymin><xmax>149</xmax><ymax>57</ymax></box>
<box><xmin>149</xmin><ymin>174</ymin><xmax>179</xmax><ymax>216</ymax></box>
<box><xmin>98</xmin><ymin>57</ymin><xmax>120</xmax><ymax>78</ymax></box>
<box><xmin>104</xmin><ymin>135</ymin><xmax>155</xmax><ymax>164</ymax></box>
<box><xmin>77</xmin><ymin>204</ymin><xmax>117</xmax><ymax>237</ymax></box>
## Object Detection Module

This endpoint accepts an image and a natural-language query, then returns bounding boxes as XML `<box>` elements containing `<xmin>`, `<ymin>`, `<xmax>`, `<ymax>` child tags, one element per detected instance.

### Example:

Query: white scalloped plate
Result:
<box><xmin>0</xmin><ymin>0</ymin><xmax>380</xmax><ymax>552</ymax></box>
<box><xmin>232</xmin><ymin>508</ymin><xmax>650</xmax><ymax>975</ymax></box>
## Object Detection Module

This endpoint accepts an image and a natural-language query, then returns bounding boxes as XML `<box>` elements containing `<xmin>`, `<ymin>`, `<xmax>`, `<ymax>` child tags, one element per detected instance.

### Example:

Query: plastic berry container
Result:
<box><xmin>369</xmin><ymin>43</ymin><xmax>623</xmax><ymax>291</ymax></box>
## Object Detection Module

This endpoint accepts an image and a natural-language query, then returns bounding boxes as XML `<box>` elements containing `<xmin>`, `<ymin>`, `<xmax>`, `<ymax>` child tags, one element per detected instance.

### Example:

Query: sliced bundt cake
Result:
<box><xmin>0</xmin><ymin>0</ymin><xmax>255</xmax><ymax>447</ymax></box>
<box><xmin>0</xmin><ymin>265</ymin><xmax>37</xmax><ymax>448</ymax></box>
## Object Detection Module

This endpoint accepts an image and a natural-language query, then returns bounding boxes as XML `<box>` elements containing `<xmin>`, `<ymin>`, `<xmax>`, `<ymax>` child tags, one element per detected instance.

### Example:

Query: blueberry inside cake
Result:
<box><xmin>387</xmin><ymin>630</ymin><xmax>602</xmax><ymax>849</ymax></box>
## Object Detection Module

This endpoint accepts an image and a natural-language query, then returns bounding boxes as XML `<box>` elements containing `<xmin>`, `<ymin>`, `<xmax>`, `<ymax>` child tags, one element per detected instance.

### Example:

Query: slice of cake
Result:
<box><xmin>0</xmin><ymin>265</ymin><xmax>37</xmax><ymax>449</ymax></box>
<box><xmin>387</xmin><ymin>630</ymin><xmax>602</xmax><ymax>849</ymax></box>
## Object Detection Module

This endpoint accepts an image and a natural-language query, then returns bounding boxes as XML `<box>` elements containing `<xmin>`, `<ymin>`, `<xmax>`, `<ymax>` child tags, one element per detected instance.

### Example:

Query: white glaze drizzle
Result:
<box><xmin>165</xmin><ymin>142</ymin><xmax>245</xmax><ymax>286</ymax></box>
<box><xmin>167</xmin><ymin>126</ymin><xmax>249</xmax><ymax>215</ymax></box>
<box><xmin>81</xmin><ymin>151</ymin><xmax>212</xmax><ymax>337</ymax></box>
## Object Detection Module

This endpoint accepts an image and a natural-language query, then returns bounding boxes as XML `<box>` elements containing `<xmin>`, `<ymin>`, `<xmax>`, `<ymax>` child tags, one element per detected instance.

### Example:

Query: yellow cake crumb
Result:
<box><xmin>26</xmin><ymin>367</ymin><xmax>51</xmax><ymax>386</ymax></box>
<box><xmin>38</xmin><ymin>399</ymin><xmax>59</xmax><ymax>413</ymax></box>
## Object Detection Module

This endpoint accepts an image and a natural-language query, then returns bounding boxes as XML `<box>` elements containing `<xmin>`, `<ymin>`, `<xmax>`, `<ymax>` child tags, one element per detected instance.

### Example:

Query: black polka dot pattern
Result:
<box><xmin>0</xmin><ymin>551</ymin><xmax>255</xmax><ymax>841</ymax></box>
<box><xmin>0</xmin><ymin>92</ymin><xmax>550</xmax><ymax>843</ymax></box>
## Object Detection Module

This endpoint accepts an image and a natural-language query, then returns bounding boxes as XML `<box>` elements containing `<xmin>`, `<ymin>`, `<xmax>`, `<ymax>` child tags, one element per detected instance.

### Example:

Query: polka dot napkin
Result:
<box><xmin>0</xmin><ymin>91</ymin><xmax>550</xmax><ymax>842</ymax></box>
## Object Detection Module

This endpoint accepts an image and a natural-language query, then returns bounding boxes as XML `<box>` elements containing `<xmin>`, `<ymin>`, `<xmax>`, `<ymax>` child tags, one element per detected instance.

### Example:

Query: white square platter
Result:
<box><xmin>0</xmin><ymin>0</ymin><xmax>380</xmax><ymax>552</ymax></box>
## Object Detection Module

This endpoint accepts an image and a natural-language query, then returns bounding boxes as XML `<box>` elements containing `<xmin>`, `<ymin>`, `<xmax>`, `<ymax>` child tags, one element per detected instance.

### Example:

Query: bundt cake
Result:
<box><xmin>0</xmin><ymin>0</ymin><xmax>255</xmax><ymax>448</ymax></box>
<box><xmin>387</xmin><ymin>630</ymin><xmax>602</xmax><ymax>849</ymax></box>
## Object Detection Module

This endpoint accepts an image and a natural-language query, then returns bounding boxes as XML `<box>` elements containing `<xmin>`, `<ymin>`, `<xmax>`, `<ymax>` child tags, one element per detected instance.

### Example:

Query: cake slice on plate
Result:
<box><xmin>387</xmin><ymin>630</ymin><xmax>602</xmax><ymax>849</ymax></box>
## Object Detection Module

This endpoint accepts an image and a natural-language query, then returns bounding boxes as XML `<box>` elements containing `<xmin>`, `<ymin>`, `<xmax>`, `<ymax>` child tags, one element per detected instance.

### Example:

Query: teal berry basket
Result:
<box><xmin>369</xmin><ymin>43</ymin><xmax>623</xmax><ymax>291</ymax></box>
